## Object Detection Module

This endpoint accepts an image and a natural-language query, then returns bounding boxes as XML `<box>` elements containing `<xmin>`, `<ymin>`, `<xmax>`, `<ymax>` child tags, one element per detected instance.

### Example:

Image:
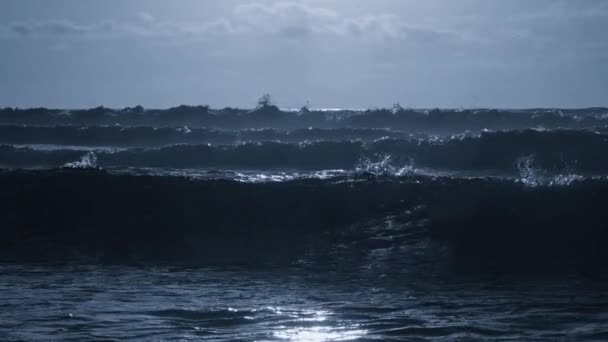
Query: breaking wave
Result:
<box><xmin>355</xmin><ymin>154</ymin><xmax>415</xmax><ymax>177</ymax></box>
<box><xmin>1</xmin><ymin>169</ymin><xmax>606</xmax><ymax>273</ymax></box>
<box><xmin>516</xmin><ymin>155</ymin><xmax>583</xmax><ymax>188</ymax></box>
<box><xmin>61</xmin><ymin>152</ymin><xmax>100</xmax><ymax>170</ymax></box>
<box><xmin>2</xmin><ymin>129</ymin><xmax>608</xmax><ymax>175</ymax></box>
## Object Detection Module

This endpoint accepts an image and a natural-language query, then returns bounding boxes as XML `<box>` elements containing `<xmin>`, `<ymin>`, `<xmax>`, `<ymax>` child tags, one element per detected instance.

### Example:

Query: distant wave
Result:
<box><xmin>0</xmin><ymin>125</ymin><xmax>416</xmax><ymax>147</ymax></box>
<box><xmin>1</xmin><ymin>105</ymin><xmax>607</xmax><ymax>130</ymax></box>
<box><xmin>2</xmin><ymin>129</ymin><xmax>608</xmax><ymax>174</ymax></box>
<box><xmin>1</xmin><ymin>169</ymin><xmax>607</xmax><ymax>272</ymax></box>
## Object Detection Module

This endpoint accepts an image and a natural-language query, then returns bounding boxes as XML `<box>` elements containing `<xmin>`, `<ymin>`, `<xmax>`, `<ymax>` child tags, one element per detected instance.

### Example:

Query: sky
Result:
<box><xmin>0</xmin><ymin>0</ymin><xmax>607</xmax><ymax>109</ymax></box>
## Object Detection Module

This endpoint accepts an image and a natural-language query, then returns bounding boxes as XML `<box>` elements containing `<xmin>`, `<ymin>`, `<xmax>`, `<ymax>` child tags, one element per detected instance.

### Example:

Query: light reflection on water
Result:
<box><xmin>1</xmin><ymin>265</ymin><xmax>607</xmax><ymax>341</ymax></box>
<box><xmin>271</xmin><ymin>308</ymin><xmax>367</xmax><ymax>342</ymax></box>
<box><xmin>274</xmin><ymin>326</ymin><xmax>367</xmax><ymax>342</ymax></box>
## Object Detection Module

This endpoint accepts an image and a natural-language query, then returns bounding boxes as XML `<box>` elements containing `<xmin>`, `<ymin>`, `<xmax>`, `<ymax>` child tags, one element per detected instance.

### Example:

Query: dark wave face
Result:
<box><xmin>1</xmin><ymin>169</ymin><xmax>607</xmax><ymax>273</ymax></box>
<box><xmin>2</xmin><ymin>129</ymin><xmax>608</xmax><ymax>175</ymax></box>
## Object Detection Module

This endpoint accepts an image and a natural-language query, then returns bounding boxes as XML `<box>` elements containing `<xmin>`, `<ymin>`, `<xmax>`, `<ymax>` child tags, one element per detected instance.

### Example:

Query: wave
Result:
<box><xmin>0</xmin><ymin>125</ymin><xmax>416</xmax><ymax>147</ymax></box>
<box><xmin>1</xmin><ymin>168</ymin><xmax>607</xmax><ymax>273</ymax></box>
<box><xmin>1</xmin><ymin>105</ymin><xmax>608</xmax><ymax>130</ymax></box>
<box><xmin>61</xmin><ymin>152</ymin><xmax>101</xmax><ymax>170</ymax></box>
<box><xmin>515</xmin><ymin>155</ymin><xmax>584</xmax><ymax>187</ymax></box>
<box><xmin>2</xmin><ymin>129</ymin><xmax>608</xmax><ymax>175</ymax></box>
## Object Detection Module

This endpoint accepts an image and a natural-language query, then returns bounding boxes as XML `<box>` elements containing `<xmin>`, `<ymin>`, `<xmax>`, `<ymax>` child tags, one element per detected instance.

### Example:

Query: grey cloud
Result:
<box><xmin>338</xmin><ymin>15</ymin><xmax>459</xmax><ymax>43</ymax></box>
<box><xmin>2</xmin><ymin>4</ymin><xmax>235</xmax><ymax>39</ymax></box>
<box><xmin>501</xmin><ymin>1</ymin><xmax>608</xmax><ymax>52</ymax></box>
<box><xmin>10</xmin><ymin>20</ymin><xmax>116</xmax><ymax>37</ymax></box>
<box><xmin>233</xmin><ymin>2</ymin><xmax>337</xmax><ymax>36</ymax></box>
<box><xmin>7</xmin><ymin>15</ymin><xmax>238</xmax><ymax>40</ymax></box>
<box><xmin>234</xmin><ymin>2</ymin><xmax>460</xmax><ymax>42</ymax></box>
<box><xmin>3</xmin><ymin>2</ymin><xmax>461</xmax><ymax>43</ymax></box>
<box><xmin>512</xmin><ymin>1</ymin><xmax>608</xmax><ymax>21</ymax></box>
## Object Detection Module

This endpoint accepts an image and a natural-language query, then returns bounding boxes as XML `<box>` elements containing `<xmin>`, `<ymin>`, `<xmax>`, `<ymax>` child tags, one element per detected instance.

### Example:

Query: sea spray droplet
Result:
<box><xmin>355</xmin><ymin>154</ymin><xmax>415</xmax><ymax>177</ymax></box>
<box><xmin>62</xmin><ymin>152</ymin><xmax>101</xmax><ymax>169</ymax></box>
<box><xmin>516</xmin><ymin>154</ymin><xmax>582</xmax><ymax>188</ymax></box>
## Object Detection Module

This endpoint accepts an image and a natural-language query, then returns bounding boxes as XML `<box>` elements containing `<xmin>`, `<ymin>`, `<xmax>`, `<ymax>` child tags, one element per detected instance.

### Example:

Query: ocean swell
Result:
<box><xmin>1</xmin><ymin>169</ymin><xmax>607</xmax><ymax>273</ymax></box>
<box><xmin>1</xmin><ymin>129</ymin><xmax>607</xmax><ymax>175</ymax></box>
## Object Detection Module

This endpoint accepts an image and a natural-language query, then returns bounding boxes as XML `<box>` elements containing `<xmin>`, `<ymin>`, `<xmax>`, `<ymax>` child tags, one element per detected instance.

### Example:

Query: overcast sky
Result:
<box><xmin>1</xmin><ymin>0</ymin><xmax>607</xmax><ymax>109</ymax></box>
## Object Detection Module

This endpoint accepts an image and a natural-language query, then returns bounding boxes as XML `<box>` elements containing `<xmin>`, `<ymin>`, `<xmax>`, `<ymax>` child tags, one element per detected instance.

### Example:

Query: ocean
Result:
<box><xmin>1</xmin><ymin>105</ymin><xmax>608</xmax><ymax>341</ymax></box>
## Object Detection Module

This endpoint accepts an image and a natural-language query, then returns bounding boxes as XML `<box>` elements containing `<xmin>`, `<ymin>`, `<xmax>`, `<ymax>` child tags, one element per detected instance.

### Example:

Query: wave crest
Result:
<box><xmin>355</xmin><ymin>155</ymin><xmax>415</xmax><ymax>177</ymax></box>
<box><xmin>516</xmin><ymin>154</ymin><xmax>583</xmax><ymax>188</ymax></box>
<box><xmin>61</xmin><ymin>152</ymin><xmax>100</xmax><ymax>169</ymax></box>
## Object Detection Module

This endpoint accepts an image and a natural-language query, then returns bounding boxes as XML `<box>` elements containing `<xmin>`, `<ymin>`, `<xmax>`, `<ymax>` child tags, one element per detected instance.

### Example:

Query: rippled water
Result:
<box><xmin>1</xmin><ymin>264</ymin><xmax>607</xmax><ymax>341</ymax></box>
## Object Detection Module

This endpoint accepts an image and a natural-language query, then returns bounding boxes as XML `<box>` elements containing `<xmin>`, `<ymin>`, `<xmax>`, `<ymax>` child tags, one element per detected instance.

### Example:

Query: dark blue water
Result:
<box><xmin>1</xmin><ymin>264</ymin><xmax>607</xmax><ymax>341</ymax></box>
<box><xmin>3</xmin><ymin>107</ymin><xmax>608</xmax><ymax>340</ymax></box>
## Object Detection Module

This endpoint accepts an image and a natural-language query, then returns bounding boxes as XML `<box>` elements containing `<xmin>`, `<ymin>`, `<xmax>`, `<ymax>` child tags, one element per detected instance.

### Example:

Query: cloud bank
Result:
<box><xmin>3</xmin><ymin>2</ymin><xmax>458</xmax><ymax>43</ymax></box>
